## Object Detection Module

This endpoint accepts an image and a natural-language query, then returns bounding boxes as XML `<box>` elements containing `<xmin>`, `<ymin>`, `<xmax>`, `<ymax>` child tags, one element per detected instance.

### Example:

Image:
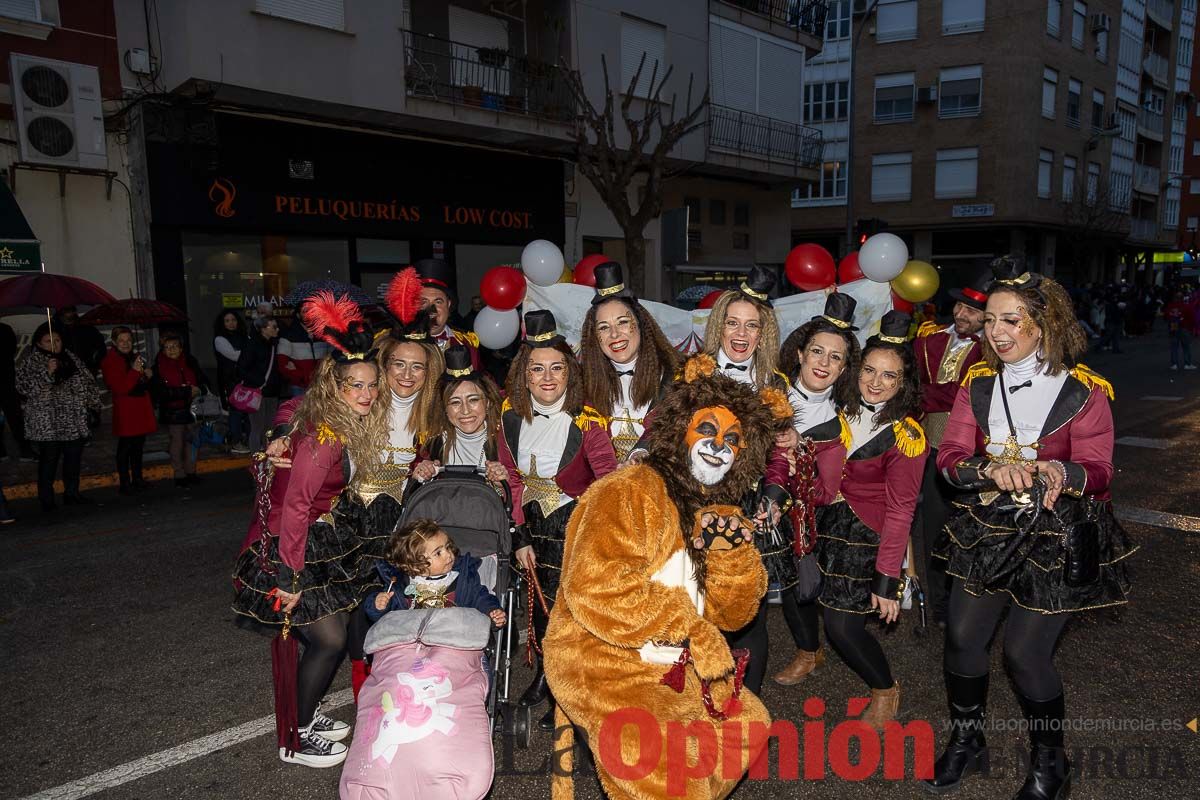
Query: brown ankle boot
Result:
<box><xmin>859</xmin><ymin>682</ymin><xmax>901</xmax><ymax>731</ymax></box>
<box><xmin>772</xmin><ymin>648</ymin><xmax>825</xmax><ymax>686</ymax></box>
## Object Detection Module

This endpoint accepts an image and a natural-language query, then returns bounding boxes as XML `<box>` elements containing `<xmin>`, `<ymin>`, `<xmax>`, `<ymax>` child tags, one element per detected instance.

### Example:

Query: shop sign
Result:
<box><xmin>0</xmin><ymin>241</ymin><xmax>41</xmax><ymax>272</ymax></box>
<box><xmin>221</xmin><ymin>293</ymin><xmax>244</xmax><ymax>308</ymax></box>
<box><xmin>951</xmin><ymin>203</ymin><xmax>994</xmax><ymax>218</ymax></box>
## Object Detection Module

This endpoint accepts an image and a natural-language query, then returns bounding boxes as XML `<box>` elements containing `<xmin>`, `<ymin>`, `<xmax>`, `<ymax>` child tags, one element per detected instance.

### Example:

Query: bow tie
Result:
<box><xmin>724</xmin><ymin>363</ymin><xmax>749</xmax><ymax>372</ymax></box>
<box><xmin>533</xmin><ymin>411</ymin><xmax>556</xmax><ymax>419</ymax></box>
<box><xmin>615</xmin><ymin>369</ymin><xmax>634</xmax><ymax>377</ymax></box>
<box><xmin>1008</xmin><ymin>380</ymin><xmax>1033</xmax><ymax>394</ymax></box>
<box><xmin>861</xmin><ymin>402</ymin><xmax>876</xmax><ymax>413</ymax></box>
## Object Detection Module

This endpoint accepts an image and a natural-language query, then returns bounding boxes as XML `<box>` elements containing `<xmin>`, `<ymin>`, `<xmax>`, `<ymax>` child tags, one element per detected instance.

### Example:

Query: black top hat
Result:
<box><xmin>388</xmin><ymin>306</ymin><xmax>434</xmax><ymax>343</ymax></box>
<box><xmin>442</xmin><ymin>344</ymin><xmax>483</xmax><ymax>382</ymax></box>
<box><xmin>734</xmin><ymin>264</ymin><xmax>776</xmax><ymax>306</ymax></box>
<box><xmin>522</xmin><ymin>309</ymin><xmax>567</xmax><ymax>348</ymax></box>
<box><xmin>413</xmin><ymin>258</ymin><xmax>456</xmax><ymax>295</ymax></box>
<box><xmin>590</xmin><ymin>261</ymin><xmax>637</xmax><ymax>306</ymax></box>
<box><xmin>948</xmin><ymin>268</ymin><xmax>992</xmax><ymax>310</ymax></box>
<box><xmin>875</xmin><ymin>310</ymin><xmax>913</xmax><ymax>345</ymax></box>
<box><xmin>986</xmin><ymin>254</ymin><xmax>1043</xmax><ymax>292</ymax></box>
<box><xmin>813</xmin><ymin>292</ymin><xmax>859</xmax><ymax>331</ymax></box>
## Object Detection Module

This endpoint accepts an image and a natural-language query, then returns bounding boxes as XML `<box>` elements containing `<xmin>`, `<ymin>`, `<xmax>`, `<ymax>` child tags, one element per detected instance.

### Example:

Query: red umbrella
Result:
<box><xmin>80</xmin><ymin>298</ymin><xmax>187</xmax><ymax>326</ymax></box>
<box><xmin>0</xmin><ymin>272</ymin><xmax>116</xmax><ymax>312</ymax></box>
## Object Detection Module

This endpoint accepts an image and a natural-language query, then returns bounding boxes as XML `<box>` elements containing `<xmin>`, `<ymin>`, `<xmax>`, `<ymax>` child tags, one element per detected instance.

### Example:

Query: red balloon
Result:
<box><xmin>480</xmin><ymin>266</ymin><xmax>527</xmax><ymax>311</ymax></box>
<box><xmin>697</xmin><ymin>290</ymin><xmax>723</xmax><ymax>309</ymax></box>
<box><xmin>838</xmin><ymin>252</ymin><xmax>864</xmax><ymax>284</ymax></box>
<box><xmin>573</xmin><ymin>254</ymin><xmax>608</xmax><ymax>288</ymax></box>
<box><xmin>785</xmin><ymin>244</ymin><xmax>836</xmax><ymax>291</ymax></box>
<box><xmin>890</xmin><ymin>290</ymin><xmax>915</xmax><ymax>313</ymax></box>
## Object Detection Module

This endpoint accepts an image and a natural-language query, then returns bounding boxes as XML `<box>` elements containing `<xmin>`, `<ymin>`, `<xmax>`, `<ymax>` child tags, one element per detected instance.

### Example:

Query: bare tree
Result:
<box><xmin>1060</xmin><ymin>175</ymin><xmax>1129</xmax><ymax>280</ymax></box>
<box><xmin>562</xmin><ymin>53</ymin><xmax>709</xmax><ymax>294</ymax></box>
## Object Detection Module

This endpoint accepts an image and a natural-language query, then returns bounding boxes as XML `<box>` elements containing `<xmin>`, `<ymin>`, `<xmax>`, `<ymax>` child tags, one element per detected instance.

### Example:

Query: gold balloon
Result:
<box><xmin>891</xmin><ymin>260</ymin><xmax>940</xmax><ymax>303</ymax></box>
<box><xmin>558</xmin><ymin>265</ymin><xmax>574</xmax><ymax>283</ymax></box>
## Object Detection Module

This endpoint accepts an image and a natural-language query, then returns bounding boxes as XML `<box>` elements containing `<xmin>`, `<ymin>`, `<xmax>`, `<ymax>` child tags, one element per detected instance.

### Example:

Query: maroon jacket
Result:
<box><xmin>914</xmin><ymin>325</ymin><xmax>984</xmax><ymax>415</ymax></box>
<box><xmin>100</xmin><ymin>347</ymin><xmax>156</xmax><ymax>438</ymax></box>
<box><xmin>433</xmin><ymin>327</ymin><xmax>483</xmax><ymax>369</ymax></box>
<box><xmin>814</xmin><ymin>417</ymin><xmax>928</xmax><ymax>579</ymax></box>
<box><xmin>497</xmin><ymin>404</ymin><xmax>617</xmax><ymax>526</ymax></box>
<box><xmin>937</xmin><ymin>366</ymin><xmax>1115</xmax><ymax>501</ymax></box>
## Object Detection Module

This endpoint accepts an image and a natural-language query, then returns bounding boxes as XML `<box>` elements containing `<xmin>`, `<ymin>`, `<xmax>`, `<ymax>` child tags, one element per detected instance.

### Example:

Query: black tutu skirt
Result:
<box><xmin>935</xmin><ymin>495</ymin><xmax>1136</xmax><ymax>614</ymax></box>
<box><xmin>740</xmin><ymin>489</ymin><xmax>798</xmax><ymax>592</ymax></box>
<box><xmin>342</xmin><ymin>491</ymin><xmax>404</xmax><ymax>562</ymax></box>
<box><xmin>232</xmin><ymin>516</ymin><xmax>382</xmax><ymax>629</ymax></box>
<box><xmin>815</xmin><ymin>501</ymin><xmax>880</xmax><ymax>614</ymax></box>
<box><xmin>525</xmin><ymin>500</ymin><xmax>576</xmax><ymax>606</ymax></box>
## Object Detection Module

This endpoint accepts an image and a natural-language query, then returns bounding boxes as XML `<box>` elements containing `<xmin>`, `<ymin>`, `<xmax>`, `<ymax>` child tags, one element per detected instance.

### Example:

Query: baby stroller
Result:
<box><xmin>190</xmin><ymin>392</ymin><xmax>226</xmax><ymax>462</ymax></box>
<box><xmin>393</xmin><ymin>466</ymin><xmax>530</xmax><ymax>745</ymax></box>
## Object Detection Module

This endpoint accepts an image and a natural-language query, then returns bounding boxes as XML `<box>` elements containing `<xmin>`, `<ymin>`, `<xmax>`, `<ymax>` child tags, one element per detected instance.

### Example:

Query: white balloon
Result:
<box><xmin>521</xmin><ymin>239</ymin><xmax>565</xmax><ymax>287</ymax></box>
<box><xmin>858</xmin><ymin>233</ymin><xmax>909</xmax><ymax>283</ymax></box>
<box><xmin>473</xmin><ymin>305</ymin><xmax>521</xmax><ymax>349</ymax></box>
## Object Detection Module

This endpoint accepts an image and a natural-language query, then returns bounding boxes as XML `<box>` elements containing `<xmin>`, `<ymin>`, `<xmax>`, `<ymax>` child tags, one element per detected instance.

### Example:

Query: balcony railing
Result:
<box><xmin>1143</xmin><ymin>51</ymin><xmax>1169</xmax><ymax>84</ymax></box>
<box><xmin>1134</xmin><ymin>163</ymin><xmax>1161</xmax><ymax>194</ymax></box>
<box><xmin>719</xmin><ymin>0</ymin><xmax>830</xmax><ymax>40</ymax></box>
<box><xmin>1138</xmin><ymin>107</ymin><xmax>1164</xmax><ymax>136</ymax></box>
<box><xmin>1146</xmin><ymin>0</ymin><xmax>1174</xmax><ymax>30</ymax></box>
<box><xmin>401</xmin><ymin>30</ymin><xmax>573</xmax><ymax>122</ymax></box>
<box><xmin>1130</xmin><ymin>217</ymin><xmax>1160</xmax><ymax>241</ymax></box>
<box><xmin>709</xmin><ymin>104</ymin><xmax>823</xmax><ymax>168</ymax></box>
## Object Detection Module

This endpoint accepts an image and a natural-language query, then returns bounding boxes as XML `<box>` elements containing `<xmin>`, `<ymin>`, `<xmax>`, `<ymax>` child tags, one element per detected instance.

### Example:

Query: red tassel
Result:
<box><xmin>271</xmin><ymin>619</ymin><xmax>301</xmax><ymax>755</ymax></box>
<box><xmin>661</xmin><ymin>648</ymin><xmax>689</xmax><ymax>693</ymax></box>
<box><xmin>385</xmin><ymin>266</ymin><xmax>424</xmax><ymax>325</ymax></box>
<box><xmin>351</xmin><ymin>658</ymin><xmax>370</xmax><ymax>704</ymax></box>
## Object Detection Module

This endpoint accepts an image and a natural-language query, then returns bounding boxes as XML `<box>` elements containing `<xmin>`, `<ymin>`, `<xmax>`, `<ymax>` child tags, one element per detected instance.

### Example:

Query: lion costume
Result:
<box><xmin>543</xmin><ymin>356</ymin><xmax>793</xmax><ymax>800</ymax></box>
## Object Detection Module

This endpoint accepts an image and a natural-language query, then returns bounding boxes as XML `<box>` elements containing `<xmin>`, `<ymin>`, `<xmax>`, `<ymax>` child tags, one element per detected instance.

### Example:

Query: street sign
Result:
<box><xmin>0</xmin><ymin>241</ymin><xmax>40</xmax><ymax>272</ymax></box>
<box><xmin>951</xmin><ymin>203</ymin><xmax>995</xmax><ymax>218</ymax></box>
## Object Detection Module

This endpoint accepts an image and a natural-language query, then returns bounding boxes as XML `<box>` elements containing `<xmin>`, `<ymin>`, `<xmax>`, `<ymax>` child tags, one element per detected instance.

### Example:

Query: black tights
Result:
<box><xmin>295</xmin><ymin>612</ymin><xmax>349</xmax><ymax>727</ymax></box>
<box><xmin>944</xmin><ymin>580</ymin><xmax>1069</xmax><ymax>701</ymax></box>
<box><xmin>725</xmin><ymin>590</ymin><xmax>822</xmax><ymax>694</ymax></box>
<box><xmin>822</xmin><ymin>607</ymin><xmax>894</xmax><ymax>690</ymax></box>
<box><xmin>785</xmin><ymin>593</ymin><xmax>820</xmax><ymax>651</ymax></box>
<box><xmin>116</xmin><ymin>435</ymin><xmax>146</xmax><ymax>485</ymax></box>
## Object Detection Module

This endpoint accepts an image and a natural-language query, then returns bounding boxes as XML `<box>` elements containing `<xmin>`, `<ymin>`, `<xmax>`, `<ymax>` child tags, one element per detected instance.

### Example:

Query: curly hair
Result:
<box><xmin>436</xmin><ymin>375</ymin><xmax>503</xmax><ymax>457</ymax></box>
<box><xmin>853</xmin><ymin>339</ymin><xmax>921</xmax><ymax>425</ymax></box>
<box><xmin>504</xmin><ymin>341</ymin><xmax>584</xmax><ymax>421</ymax></box>
<box><xmin>580</xmin><ymin>298</ymin><xmax>680</xmax><ymax>416</ymax></box>
<box><xmin>212</xmin><ymin>309</ymin><xmax>245</xmax><ymax>340</ymax></box>
<box><xmin>779</xmin><ymin>319</ymin><xmax>862</xmax><ymax>412</ymax></box>
<box><xmin>701</xmin><ymin>292</ymin><xmax>780</xmax><ymax>389</ymax></box>
<box><xmin>376</xmin><ymin>337</ymin><xmax>445</xmax><ymax>436</ymax></box>
<box><xmin>982</xmin><ymin>278</ymin><xmax>1088</xmax><ymax>375</ymax></box>
<box><xmin>291</xmin><ymin>357</ymin><xmax>390</xmax><ymax>469</ymax></box>
<box><xmin>643</xmin><ymin>369</ymin><xmax>790</xmax><ymax>587</ymax></box>
<box><xmin>385</xmin><ymin>518</ymin><xmax>459</xmax><ymax>576</ymax></box>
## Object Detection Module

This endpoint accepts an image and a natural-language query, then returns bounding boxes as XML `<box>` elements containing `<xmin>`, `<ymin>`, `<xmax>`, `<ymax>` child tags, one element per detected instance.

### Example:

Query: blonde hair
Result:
<box><xmin>701</xmin><ymin>291</ymin><xmax>781</xmax><ymax>389</ymax></box>
<box><xmin>291</xmin><ymin>357</ymin><xmax>390</xmax><ymax>468</ymax></box>
<box><xmin>376</xmin><ymin>337</ymin><xmax>445</xmax><ymax>437</ymax></box>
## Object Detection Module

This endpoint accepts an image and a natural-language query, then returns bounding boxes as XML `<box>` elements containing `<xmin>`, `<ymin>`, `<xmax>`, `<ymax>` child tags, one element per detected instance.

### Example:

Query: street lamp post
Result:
<box><xmin>844</xmin><ymin>0</ymin><xmax>881</xmax><ymax>256</ymax></box>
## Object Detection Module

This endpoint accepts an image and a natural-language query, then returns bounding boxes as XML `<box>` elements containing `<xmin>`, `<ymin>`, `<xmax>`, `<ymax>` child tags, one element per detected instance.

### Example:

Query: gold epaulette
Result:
<box><xmin>315</xmin><ymin>423</ymin><xmax>343</xmax><ymax>445</ymax></box>
<box><xmin>416</xmin><ymin>430</ymin><xmax>430</xmax><ymax>447</ymax></box>
<box><xmin>373</xmin><ymin>328</ymin><xmax>390</xmax><ymax>342</ymax></box>
<box><xmin>892</xmin><ymin>417</ymin><xmax>927</xmax><ymax>458</ymax></box>
<box><xmin>838</xmin><ymin>412</ymin><xmax>852</xmax><ymax>451</ymax></box>
<box><xmin>961</xmin><ymin>361</ymin><xmax>995</xmax><ymax>387</ymax></box>
<box><xmin>455</xmin><ymin>329</ymin><xmax>480</xmax><ymax>348</ymax></box>
<box><xmin>501</xmin><ymin>397</ymin><xmax>513</xmax><ymax>414</ymax></box>
<box><xmin>574</xmin><ymin>405</ymin><xmax>609</xmax><ymax>432</ymax></box>
<box><xmin>917</xmin><ymin>321</ymin><xmax>942</xmax><ymax>338</ymax></box>
<box><xmin>1070</xmin><ymin>363</ymin><xmax>1115</xmax><ymax>400</ymax></box>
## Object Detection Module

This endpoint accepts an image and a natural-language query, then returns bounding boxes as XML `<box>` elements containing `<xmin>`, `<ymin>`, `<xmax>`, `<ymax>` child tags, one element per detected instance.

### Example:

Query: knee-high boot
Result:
<box><xmin>1013</xmin><ymin>691</ymin><xmax>1071</xmax><ymax>800</ymax></box>
<box><xmin>923</xmin><ymin>672</ymin><xmax>990</xmax><ymax>794</ymax></box>
<box><xmin>519</xmin><ymin>601</ymin><xmax>550</xmax><ymax>708</ymax></box>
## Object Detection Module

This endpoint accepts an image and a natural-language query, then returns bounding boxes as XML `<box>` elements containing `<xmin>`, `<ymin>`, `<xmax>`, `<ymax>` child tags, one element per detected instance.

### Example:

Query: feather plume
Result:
<box><xmin>386</xmin><ymin>266</ymin><xmax>424</xmax><ymax>325</ymax></box>
<box><xmin>300</xmin><ymin>290</ymin><xmax>364</xmax><ymax>353</ymax></box>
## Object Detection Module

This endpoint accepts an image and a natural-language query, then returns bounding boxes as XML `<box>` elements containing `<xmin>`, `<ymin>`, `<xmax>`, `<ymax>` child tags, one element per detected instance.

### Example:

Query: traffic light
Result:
<box><xmin>856</xmin><ymin>218</ymin><xmax>889</xmax><ymax>245</ymax></box>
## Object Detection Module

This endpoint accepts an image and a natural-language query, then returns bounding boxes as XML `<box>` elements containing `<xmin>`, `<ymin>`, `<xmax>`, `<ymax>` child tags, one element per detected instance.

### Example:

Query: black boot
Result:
<box><xmin>538</xmin><ymin>693</ymin><xmax>556</xmax><ymax>732</ymax></box>
<box><xmin>1013</xmin><ymin>691</ymin><xmax>1071</xmax><ymax>800</ymax></box>
<box><xmin>923</xmin><ymin>672</ymin><xmax>989</xmax><ymax>794</ymax></box>
<box><xmin>518</xmin><ymin>666</ymin><xmax>549</xmax><ymax>708</ymax></box>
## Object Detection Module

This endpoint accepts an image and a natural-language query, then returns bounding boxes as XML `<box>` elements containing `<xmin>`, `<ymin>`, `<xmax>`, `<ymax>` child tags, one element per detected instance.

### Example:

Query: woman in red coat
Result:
<box><xmin>499</xmin><ymin>309</ymin><xmax>617</xmax><ymax>731</ymax></box>
<box><xmin>99</xmin><ymin>327</ymin><xmax>157</xmax><ymax>495</ymax></box>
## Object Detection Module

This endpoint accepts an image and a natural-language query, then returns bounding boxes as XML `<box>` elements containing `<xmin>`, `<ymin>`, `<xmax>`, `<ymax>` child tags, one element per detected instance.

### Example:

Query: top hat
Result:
<box><xmin>590</xmin><ymin>262</ymin><xmax>637</xmax><ymax>306</ymax></box>
<box><xmin>948</xmin><ymin>268</ymin><xmax>992</xmax><ymax>310</ymax></box>
<box><xmin>413</xmin><ymin>258</ymin><xmax>456</xmax><ymax>295</ymax></box>
<box><xmin>734</xmin><ymin>264</ymin><xmax>776</xmax><ymax>306</ymax></box>
<box><xmin>299</xmin><ymin>291</ymin><xmax>378</xmax><ymax>363</ymax></box>
<box><xmin>813</xmin><ymin>292</ymin><xmax>859</xmax><ymax>331</ymax></box>
<box><xmin>442</xmin><ymin>343</ymin><xmax>483</xmax><ymax>382</ymax></box>
<box><xmin>987</xmin><ymin>254</ymin><xmax>1043</xmax><ymax>292</ymax></box>
<box><xmin>876</xmin><ymin>310</ymin><xmax>913</xmax><ymax>345</ymax></box>
<box><xmin>522</xmin><ymin>309</ymin><xmax>567</xmax><ymax>348</ymax></box>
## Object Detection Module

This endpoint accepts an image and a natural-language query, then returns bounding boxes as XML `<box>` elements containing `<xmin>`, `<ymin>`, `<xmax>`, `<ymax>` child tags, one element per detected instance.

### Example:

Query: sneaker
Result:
<box><xmin>230</xmin><ymin>444</ymin><xmax>251</xmax><ymax>455</ymax></box>
<box><xmin>309</xmin><ymin>710</ymin><xmax>351</xmax><ymax>742</ymax></box>
<box><xmin>1186</xmin><ymin>364</ymin><xmax>1198</xmax><ymax>371</ymax></box>
<box><xmin>278</xmin><ymin>727</ymin><xmax>348</xmax><ymax>768</ymax></box>
<box><xmin>1170</xmin><ymin>365</ymin><xmax>1179</xmax><ymax>371</ymax></box>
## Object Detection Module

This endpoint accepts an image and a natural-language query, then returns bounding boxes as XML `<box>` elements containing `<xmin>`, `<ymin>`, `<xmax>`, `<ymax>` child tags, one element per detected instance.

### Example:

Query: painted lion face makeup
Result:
<box><xmin>685</xmin><ymin>406</ymin><xmax>743</xmax><ymax>486</ymax></box>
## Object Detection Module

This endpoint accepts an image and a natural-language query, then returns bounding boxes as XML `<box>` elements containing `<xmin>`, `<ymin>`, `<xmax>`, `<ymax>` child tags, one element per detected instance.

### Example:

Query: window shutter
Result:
<box><xmin>943</xmin><ymin>0</ymin><xmax>986</xmax><ymax>34</ymax></box>
<box><xmin>871</xmin><ymin>153</ymin><xmax>912</xmax><ymax>201</ymax></box>
<box><xmin>710</xmin><ymin>22</ymin><xmax>757</xmax><ymax>113</ymax></box>
<box><xmin>758</xmin><ymin>39</ymin><xmax>801</xmax><ymax>123</ymax></box>
<box><xmin>621</xmin><ymin>16</ymin><xmax>667</xmax><ymax>98</ymax></box>
<box><xmin>935</xmin><ymin>148</ymin><xmax>978</xmax><ymax>199</ymax></box>
<box><xmin>255</xmin><ymin>0</ymin><xmax>344</xmax><ymax>30</ymax></box>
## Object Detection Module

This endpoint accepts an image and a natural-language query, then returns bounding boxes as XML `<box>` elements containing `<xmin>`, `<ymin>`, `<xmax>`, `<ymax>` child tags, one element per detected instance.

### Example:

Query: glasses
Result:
<box><xmin>597</xmin><ymin>319</ymin><xmax>636</xmax><ymax>337</ymax></box>
<box><xmin>388</xmin><ymin>360</ymin><xmax>427</xmax><ymax>373</ymax></box>
<box><xmin>527</xmin><ymin>363</ymin><xmax>567</xmax><ymax>378</ymax></box>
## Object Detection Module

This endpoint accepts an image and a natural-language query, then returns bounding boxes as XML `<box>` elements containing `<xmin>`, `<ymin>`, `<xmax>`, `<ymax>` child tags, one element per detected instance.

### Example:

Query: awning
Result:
<box><xmin>0</xmin><ymin>180</ymin><xmax>41</xmax><ymax>273</ymax></box>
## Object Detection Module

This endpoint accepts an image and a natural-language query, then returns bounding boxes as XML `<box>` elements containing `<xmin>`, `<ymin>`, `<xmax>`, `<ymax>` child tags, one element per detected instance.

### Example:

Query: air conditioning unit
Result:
<box><xmin>1092</xmin><ymin>13</ymin><xmax>1111</xmax><ymax>33</ymax></box>
<box><xmin>917</xmin><ymin>86</ymin><xmax>938</xmax><ymax>104</ymax></box>
<box><xmin>9</xmin><ymin>54</ymin><xmax>107</xmax><ymax>170</ymax></box>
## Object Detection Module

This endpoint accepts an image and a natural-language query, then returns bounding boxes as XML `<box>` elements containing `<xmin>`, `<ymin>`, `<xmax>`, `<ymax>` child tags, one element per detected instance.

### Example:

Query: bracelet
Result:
<box><xmin>1048</xmin><ymin>459</ymin><xmax>1067</xmax><ymax>486</ymax></box>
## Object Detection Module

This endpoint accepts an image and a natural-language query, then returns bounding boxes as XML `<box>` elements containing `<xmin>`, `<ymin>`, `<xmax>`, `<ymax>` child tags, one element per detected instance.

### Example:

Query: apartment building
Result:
<box><xmin>1178</xmin><ymin>29</ymin><xmax>1200</xmax><ymax>256</ymax></box>
<box><xmin>792</xmin><ymin>0</ymin><xmax>1197</xmax><ymax>290</ymax></box>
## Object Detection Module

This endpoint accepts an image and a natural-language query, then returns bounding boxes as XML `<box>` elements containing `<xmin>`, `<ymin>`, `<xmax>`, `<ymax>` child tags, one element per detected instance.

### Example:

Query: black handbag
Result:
<box><xmin>1059</xmin><ymin>497</ymin><xmax>1102</xmax><ymax>588</ymax></box>
<box><xmin>793</xmin><ymin>553</ymin><xmax>823</xmax><ymax>603</ymax></box>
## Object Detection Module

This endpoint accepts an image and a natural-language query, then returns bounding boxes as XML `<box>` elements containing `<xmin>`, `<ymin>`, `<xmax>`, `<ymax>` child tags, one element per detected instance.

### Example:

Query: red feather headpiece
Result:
<box><xmin>299</xmin><ymin>290</ymin><xmax>374</xmax><ymax>361</ymax></box>
<box><xmin>384</xmin><ymin>266</ymin><xmax>433</xmax><ymax>341</ymax></box>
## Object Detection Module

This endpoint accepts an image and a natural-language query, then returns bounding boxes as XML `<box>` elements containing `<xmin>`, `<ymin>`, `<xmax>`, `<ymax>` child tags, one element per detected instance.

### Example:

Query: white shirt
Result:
<box><xmin>789</xmin><ymin>379</ymin><xmax>836</xmax><ymax>435</ymax></box>
<box><xmin>846</xmin><ymin>403</ymin><xmax>888</xmax><ymax>456</ymax></box>
<box><xmin>717</xmin><ymin>348</ymin><xmax>756</xmax><ymax>385</ymax></box>
<box><xmin>446</xmin><ymin>427</ymin><xmax>487</xmax><ymax>467</ymax></box>
<box><xmin>986</xmin><ymin>352</ymin><xmax>1069</xmax><ymax>461</ymax></box>
<box><xmin>610</xmin><ymin>355</ymin><xmax>652</xmax><ymax>442</ymax></box>
<box><xmin>517</xmin><ymin>394</ymin><xmax>573</xmax><ymax>511</ymax></box>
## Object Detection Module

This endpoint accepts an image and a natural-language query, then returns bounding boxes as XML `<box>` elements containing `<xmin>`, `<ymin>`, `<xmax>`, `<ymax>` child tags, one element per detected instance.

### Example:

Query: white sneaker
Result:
<box><xmin>1169</xmin><ymin>365</ymin><xmax>1179</xmax><ymax>371</ymax></box>
<box><xmin>279</xmin><ymin>728</ymin><xmax>348</xmax><ymax>768</ymax></box>
<box><xmin>309</xmin><ymin>707</ymin><xmax>351</xmax><ymax>742</ymax></box>
<box><xmin>1185</xmin><ymin>364</ymin><xmax>1198</xmax><ymax>370</ymax></box>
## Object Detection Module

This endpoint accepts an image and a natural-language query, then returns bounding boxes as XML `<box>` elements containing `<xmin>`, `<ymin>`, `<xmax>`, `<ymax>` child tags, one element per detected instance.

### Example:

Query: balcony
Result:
<box><xmin>711</xmin><ymin>0</ymin><xmax>827</xmax><ymax>51</ymax></box>
<box><xmin>1134</xmin><ymin>163</ymin><xmax>1161</xmax><ymax>195</ymax></box>
<box><xmin>1129</xmin><ymin>217</ymin><xmax>1160</xmax><ymax>242</ymax></box>
<box><xmin>1137</xmin><ymin>107</ymin><xmax>1165</xmax><ymax>140</ymax></box>
<box><xmin>401</xmin><ymin>30</ymin><xmax>573</xmax><ymax>123</ymax></box>
<box><xmin>1146</xmin><ymin>0</ymin><xmax>1174</xmax><ymax>30</ymax></box>
<box><xmin>709</xmin><ymin>104</ymin><xmax>824</xmax><ymax>175</ymax></box>
<box><xmin>1143</xmin><ymin>51</ymin><xmax>1169</xmax><ymax>86</ymax></box>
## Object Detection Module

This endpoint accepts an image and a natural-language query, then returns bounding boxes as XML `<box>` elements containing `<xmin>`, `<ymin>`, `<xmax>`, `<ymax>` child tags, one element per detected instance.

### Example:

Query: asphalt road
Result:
<box><xmin>2</xmin><ymin>332</ymin><xmax>1198</xmax><ymax>800</ymax></box>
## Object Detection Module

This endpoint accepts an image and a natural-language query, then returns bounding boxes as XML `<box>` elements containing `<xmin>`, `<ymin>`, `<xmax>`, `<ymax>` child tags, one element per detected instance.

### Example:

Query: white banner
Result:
<box><xmin>524</xmin><ymin>279</ymin><xmax>894</xmax><ymax>352</ymax></box>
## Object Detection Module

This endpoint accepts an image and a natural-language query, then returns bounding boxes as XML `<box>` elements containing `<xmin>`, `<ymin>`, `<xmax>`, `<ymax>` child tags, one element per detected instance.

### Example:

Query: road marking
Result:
<box><xmin>1141</xmin><ymin>395</ymin><xmax>1183</xmax><ymax>401</ymax></box>
<box><xmin>18</xmin><ymin>689</ymin><xmax>354</xmax><ymax>800</ymax></box>
<box><xmin>1116</xmin><ymin>506</ymin><xmax>1200</xmax><ymax>533</ymax></box>
<box><xmin>1114</xmin><ymin>436</ymin><xmax>1170</xmax><ymax>449</ymax></box>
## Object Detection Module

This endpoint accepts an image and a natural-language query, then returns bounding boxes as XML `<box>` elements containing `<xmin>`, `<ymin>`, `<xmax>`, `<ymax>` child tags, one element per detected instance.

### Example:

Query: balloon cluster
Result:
<box><xmin>782</xmin><ymin>234</ymin><xmax>939</xmax><ymax>312</ymax></box>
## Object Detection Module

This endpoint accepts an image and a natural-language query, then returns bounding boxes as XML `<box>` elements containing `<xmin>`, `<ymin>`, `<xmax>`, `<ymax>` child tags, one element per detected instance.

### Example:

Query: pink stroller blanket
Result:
<box><xmin>339</xmin><ymin>608</ymin><xmax>494</xmax><ymax>800</ymax></box>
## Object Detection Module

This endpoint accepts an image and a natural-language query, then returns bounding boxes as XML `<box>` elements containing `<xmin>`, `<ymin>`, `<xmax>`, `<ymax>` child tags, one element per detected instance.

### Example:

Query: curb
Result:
<box><xmin>4</xmin><ymin>455</ymin><xmax>252</xmax><ymax>500</ymax></box>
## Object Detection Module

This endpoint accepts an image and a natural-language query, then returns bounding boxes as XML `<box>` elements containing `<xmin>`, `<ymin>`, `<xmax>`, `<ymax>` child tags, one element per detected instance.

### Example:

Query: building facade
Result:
<box><xmin>791</xmin><ymin>0</ymin><xmax>1197</xmax><ymax>291</ymax></box>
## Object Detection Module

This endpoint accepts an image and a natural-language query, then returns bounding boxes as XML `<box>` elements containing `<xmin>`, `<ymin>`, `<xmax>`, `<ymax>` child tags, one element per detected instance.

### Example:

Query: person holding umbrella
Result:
<box><xmin>100</xmin><ymin>326</ymin><xmax>156</xmax><ymax>495</ymax></box>
<box><xmin>15</xmin><ymin>322</ymin><xmax>102</xmax><ymax>510</ymax></box>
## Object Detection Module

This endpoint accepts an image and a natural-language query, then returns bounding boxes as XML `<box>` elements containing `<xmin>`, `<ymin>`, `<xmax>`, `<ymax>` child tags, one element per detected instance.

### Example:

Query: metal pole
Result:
<box><xmin>845</xmin><ymin>1</ymin><xmax>880</xmax><ymax>256</ymax></box>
